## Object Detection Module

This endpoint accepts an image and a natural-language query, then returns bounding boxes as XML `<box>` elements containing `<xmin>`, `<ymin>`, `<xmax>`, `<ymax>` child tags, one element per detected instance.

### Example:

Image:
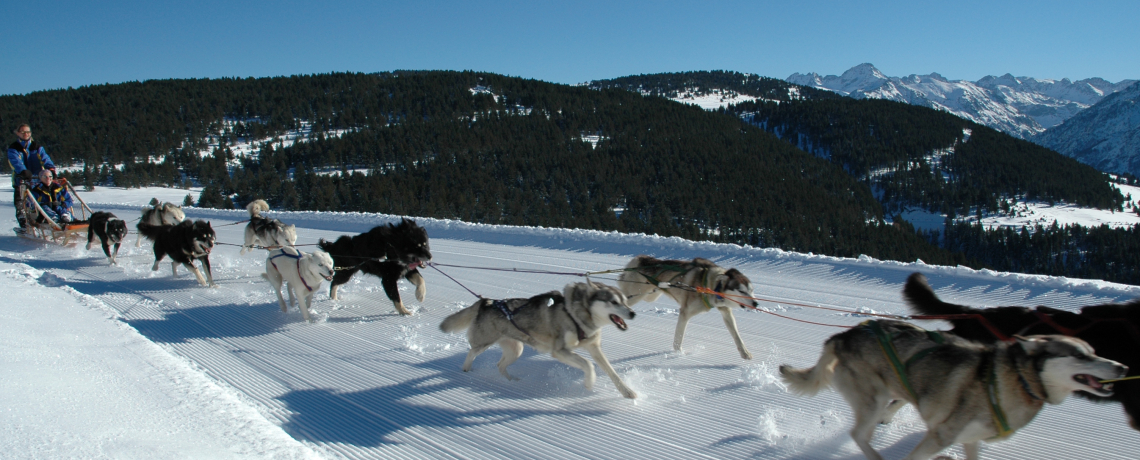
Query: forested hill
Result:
<box><xmin>0</xmin><ymin>71</ymin><xmax>964</xmax><ymax>266</ymax></box>
<box><xmin>590</xmin><ymin>71</ymin><xmax>1124</xmax><ymax>216</ymax></box>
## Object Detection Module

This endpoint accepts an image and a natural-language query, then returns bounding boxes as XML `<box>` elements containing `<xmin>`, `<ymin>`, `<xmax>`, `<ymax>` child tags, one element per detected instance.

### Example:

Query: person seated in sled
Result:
<box><xmin>28</xmin><ymin>169</ymin><xmax>74</xmax><ymax>224</ymax></box>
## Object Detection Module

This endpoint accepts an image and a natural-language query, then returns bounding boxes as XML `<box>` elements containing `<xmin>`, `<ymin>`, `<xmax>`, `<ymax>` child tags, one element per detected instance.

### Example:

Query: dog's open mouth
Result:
<box><xmin>610</xmin><ymin>314</ymin><xmax>628</xmax><ymax>331</ymax></box>
<box><xmin>408</xmin><ymin>261</ymin><xmax>423</xmax><ymax>269</ymax></box>
<box><xmin>1076</xmin><ymin>374</ymin><xmax>1114</xmax><ymax>394</ymax></box>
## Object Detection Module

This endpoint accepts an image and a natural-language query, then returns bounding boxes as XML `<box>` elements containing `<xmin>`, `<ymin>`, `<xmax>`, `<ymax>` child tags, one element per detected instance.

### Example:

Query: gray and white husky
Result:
<box><xmin>135</xmin><ymin>198</ymin><xmax>185</xmax><ymax>247</ymax></box>
<box><xmin>440</xmin><ymin>282</ymin><xmax>639</xmax><ymax>399</ymax></box>
<box><xmin>262</xmin><ymin>247</ymin><xmax>334</xmax><ymax>323</ymax></box>
<box><xmin>618</xmin><ymin>255</ymin><xmax>759</xmax><ymax>359</ymax></box>
<box><xmin>780</xmin><ymin>319</ymin><xmax>1127</xmax><ymax>460</ymax></box>
<box><xmin>241</xmin><ymin>199</ymin><xmax>297</xmax><ymax>254</ymax></box>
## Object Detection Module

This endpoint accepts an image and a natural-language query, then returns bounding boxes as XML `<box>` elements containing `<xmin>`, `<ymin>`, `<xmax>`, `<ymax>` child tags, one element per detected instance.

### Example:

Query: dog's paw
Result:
<box><xmin>740</xmin><ymin>349</ymin><xmax>753</xmax><ymax>360</ymax></box>
<box><xmin>619</xmin><ymin>387</ymin><xmax>638</xmax><ymax>399</ymax></box>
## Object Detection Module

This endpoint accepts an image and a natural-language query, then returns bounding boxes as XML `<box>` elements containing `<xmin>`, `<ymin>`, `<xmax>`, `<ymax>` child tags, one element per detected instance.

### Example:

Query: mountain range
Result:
<box><xmin>1033</xmin><ymin>81</ymin><xmax>1140</xmax><ymax>178</ymax></box>
<box><xmin>787</xmin><ymin>63</ymin><xmax>1135</xmax><ymax>140</ymax></box>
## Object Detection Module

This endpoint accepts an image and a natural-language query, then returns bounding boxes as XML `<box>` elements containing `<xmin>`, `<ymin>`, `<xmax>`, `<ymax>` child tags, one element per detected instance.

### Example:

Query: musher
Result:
<box><xmin>7</xmin><ymin>124</ymin><xmax>56</xmax><ymax>228</ymax></box>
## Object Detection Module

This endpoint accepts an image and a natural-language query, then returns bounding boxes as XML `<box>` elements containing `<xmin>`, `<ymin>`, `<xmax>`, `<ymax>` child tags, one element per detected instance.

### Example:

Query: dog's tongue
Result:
<box><xmin>610</xmin><ymin>314</ymin><xmax>628</xmax><ymax>331</ymax></box>
<box><xmin>1086</xmin><ymin>375</ymin><xmax>1105</xmax><ymax>390</ymax></box>
<box><xmin>408</xmin><ymin>261</ymin><xmax>422</xmax><ymax>269</ymax></box>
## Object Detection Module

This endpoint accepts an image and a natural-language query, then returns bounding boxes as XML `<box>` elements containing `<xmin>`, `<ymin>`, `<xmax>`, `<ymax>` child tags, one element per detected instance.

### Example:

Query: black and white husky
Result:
<box><xmin>137</xmin><ymin>220</ymin><xmax>217</xmax><ymax>287</ymax></box>
<box><xmin>240</xmin><ymin>199</ymin><xmax>297</xmax><ymax>254</ymax></box>
<box><xmin>135</xmin><ymin>198</ymin><xmax>185</xmax><ymax>247</ymax></box>
<box><xmin>86</xmin><ymin>211</ymin><xmax>128</xmax><ymax>265</ymax></box>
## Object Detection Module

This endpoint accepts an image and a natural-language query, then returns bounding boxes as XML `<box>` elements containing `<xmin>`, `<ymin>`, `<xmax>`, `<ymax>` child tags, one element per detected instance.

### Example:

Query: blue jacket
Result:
<box><xmin>8</xmin><ymin>139</ymin><xmax>55</xmax><ymax>177</ymax></box>
<box><xmin>30</xmin><ymin>181</ymin><xmax>72</xmax><ymax>214</ymax></box>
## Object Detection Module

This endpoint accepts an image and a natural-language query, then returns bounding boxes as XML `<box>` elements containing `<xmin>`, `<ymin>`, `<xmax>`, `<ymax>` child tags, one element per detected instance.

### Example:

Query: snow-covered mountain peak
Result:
<box><xmin>787</xmin><ymin>63</ymin><xmax>1136</xmax><ymax>139</ymax></box>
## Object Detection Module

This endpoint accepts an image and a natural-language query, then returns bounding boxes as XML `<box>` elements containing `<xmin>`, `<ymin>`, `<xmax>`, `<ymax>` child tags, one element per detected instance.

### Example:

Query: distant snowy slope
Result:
<box><xmin>1033</xmin><ymin>81</ymin><xmax>1140</xmax><ymax>177</ymax></box>
<box><xmin>787</xmin><ymin>63</ymin><xmax>1135</xmax><ymax>139</ymax></box>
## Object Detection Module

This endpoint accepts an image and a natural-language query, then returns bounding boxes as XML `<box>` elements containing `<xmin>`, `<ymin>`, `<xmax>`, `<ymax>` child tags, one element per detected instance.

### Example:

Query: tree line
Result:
<box><xmin>10</xmin><ymin>70</ymin><xmax>1140</xmax><ymax>283</ymax></box>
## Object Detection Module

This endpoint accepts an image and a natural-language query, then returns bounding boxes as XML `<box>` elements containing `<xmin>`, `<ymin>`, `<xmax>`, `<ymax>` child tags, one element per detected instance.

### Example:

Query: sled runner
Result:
<box><xmin>15</xmin><ymin>177</ymin><xmax>93</xmax><ymax>246</ymax></box>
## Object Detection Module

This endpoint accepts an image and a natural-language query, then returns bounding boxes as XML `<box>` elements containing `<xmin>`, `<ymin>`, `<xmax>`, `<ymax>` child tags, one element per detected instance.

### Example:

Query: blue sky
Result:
<box><xmin>3</xmin><ymin>0</ymin><xmax>1137</xmax><ymax>96</ymax></box>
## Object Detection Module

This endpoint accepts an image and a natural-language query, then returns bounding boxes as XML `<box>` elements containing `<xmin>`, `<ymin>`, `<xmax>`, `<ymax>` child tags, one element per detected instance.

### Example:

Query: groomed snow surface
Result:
<box><xmin>2</xmin><ymin>179</ymin><xmax>1139</xmax><ymax>459</ymax></box>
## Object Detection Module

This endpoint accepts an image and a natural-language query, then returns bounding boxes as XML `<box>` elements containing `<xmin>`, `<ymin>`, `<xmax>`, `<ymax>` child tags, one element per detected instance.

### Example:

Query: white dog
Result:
<box><xmin>262</xmin><ymin>247</ymin><xmax>335</xmax><ymax>322</ymax></box>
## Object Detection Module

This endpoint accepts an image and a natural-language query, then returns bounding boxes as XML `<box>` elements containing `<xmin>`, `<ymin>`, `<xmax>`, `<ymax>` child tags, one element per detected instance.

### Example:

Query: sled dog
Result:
<box><xmin>903</xmin><ymin>271</ymin><xmax>1140</xmax><ymax>431</ymax></box>
<box><xmin>262</xmin><ymin>247</ymin><xmax>335</xmax><ymax>322</ymax></box>
<box><xmin>780</xmin><ymin>319</ymin><xmax>1126</xmax><ymax>460</ymax></box>
<box><xmin>86</xmin><ymin>211</ymin><xmax>128</xmax><ymax>265</ymax></box>
<box><xmin>240</xmin><ymin>199</ymin><xmax>297</xmax><ymax>254</ymax></box>
<box><xmin>617</xmin><ymin>255</ymin><xmax>759</xmax><ymax>359</ymax></box>
<box><xmin>137</xmin><ymin>220</ymin><xmax>217</xmax><ymax>287</ymax></box>
<box><xmin>318</xmin><ymin>219</ymin><xmax>431</xmax><ymax>315</ymax></box>
<box><xmin>440</xmin><ymin>282</ymin><xmax>638</xmax><ymax>399</ymax></box>
<box><xmin>135</xmin><ymin>198</ymin><xmax>185</xmax><ymax>247</ymax></box>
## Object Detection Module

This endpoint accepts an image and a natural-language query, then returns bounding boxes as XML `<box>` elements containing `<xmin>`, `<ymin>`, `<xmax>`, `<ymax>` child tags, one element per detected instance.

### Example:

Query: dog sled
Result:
<box><xmin>15</xmin><ymin>177</ymin><xmax>93</xmax><ymax>246</ymax></box>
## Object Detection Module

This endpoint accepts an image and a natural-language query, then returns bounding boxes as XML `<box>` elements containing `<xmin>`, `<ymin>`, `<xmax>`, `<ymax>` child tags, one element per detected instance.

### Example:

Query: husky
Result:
<box><xmin>262</xmin><ymin>247</ymin><xmax>335</xmax><ymax>322</ymax></box>
<box><xmin>137</xmin><ymin>220</ymin><xmax>217</xmax><ymax>287</ymax></box>
<box><xmin>86</xmin><ymin>211</ymin><xmax>128</xmax><ymax>265</ymax></box>
<box><xmin>617</xmin><ymin>255</ymin><xmax>759</xmax><ymax>359</ymax></box>
<box><xmin>318</xmin><ymin>219</ymin><xmax>431</xmax><ymax>316</ymax></box>
<box><xmin>240</xmin><ymin>199</ymin><xmax>297</xmax><ymax>254</ymax></box>
<box><xmin>780</xmin><ymin>319</ymin><xmax>1126</xmax><ymax>460</ymax></box>
<box><xmin>135</xmin><ymin>198</ymin><xmax>185</xmax><ymax>247</ymax></box>
<box><xmin>440</xmin><ymin>282</ymin><xmax>638</xmax><ymax>399</ymax></box>
<box><xmin>903</xmin><ymin>272</ymin><xmax>1140</xmax><ymax>431</ymax></box>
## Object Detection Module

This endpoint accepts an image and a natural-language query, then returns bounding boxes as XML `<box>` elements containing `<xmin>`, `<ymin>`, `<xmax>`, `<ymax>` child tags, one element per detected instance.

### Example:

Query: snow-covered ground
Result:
<box><xmin>899</xmin><ymin>182</ymin><xmax>1140</xmax><ymax>233</ymax></box>
<box><xmin>669</xmin><ymin>89</ymin><xmax>761</xmax><ymax>109</ymax></box>
<box><xmin>2</xmin><ymin>178</ymin><xmax>1139</xmax><ymax>459</ymax></box>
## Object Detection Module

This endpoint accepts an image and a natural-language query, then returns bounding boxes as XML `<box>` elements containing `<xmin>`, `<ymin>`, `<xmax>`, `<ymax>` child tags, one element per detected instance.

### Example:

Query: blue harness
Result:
<box><xmin>269</xmin><ymin>250</ymin><xmax>314</xmax><ymax>292</ymax></box>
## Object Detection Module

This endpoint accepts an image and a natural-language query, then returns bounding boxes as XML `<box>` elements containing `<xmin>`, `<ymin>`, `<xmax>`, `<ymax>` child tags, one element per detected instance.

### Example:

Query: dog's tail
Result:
<box><xmin>439</xmin><ymin>300</ymin><xmax>487</xmax><ymax>333</ymax></box>
<box><xmin>902</xmin><ymin>272</ymin><xmax>973</xmax><ymax>316</ymax></box>
<box><xmin>247</xmin><ymin>199</ymin><xmax>270</xmax><ymax>218</ymax></box>
<box><xmin>135</xmin><ymin>222</ymin><xmax>165</xmax><ymax>242</ymax></box>
<box><xmin>779</xmin><ymin>340</ymin><xmax>839</xmax><ymax>396</ymax></box>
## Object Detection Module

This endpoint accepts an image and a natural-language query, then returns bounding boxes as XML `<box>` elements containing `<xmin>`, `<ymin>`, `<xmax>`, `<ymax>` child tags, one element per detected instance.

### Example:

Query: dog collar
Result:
<box><xmin>699</xmin><ymin>269</ymin><xmax>726</xmax><ymax>310</ymax></box>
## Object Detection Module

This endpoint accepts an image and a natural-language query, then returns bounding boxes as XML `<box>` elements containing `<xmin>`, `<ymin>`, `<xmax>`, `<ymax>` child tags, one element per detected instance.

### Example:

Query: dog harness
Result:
<box><xmin>984</xmin><ymin>353</ymin><xmax>1014</xmax><ymax>439</ymax></box>
<box><xmin>562</xmin><ymin>302</ymin><xmax>588</xmax><ymax>341</ymax></box>
<box><xmin>492</xmin><ymin>299</ymin><xmax>536</xmax><ymax>339</ymax></box>
<box><xmin>630</xmin><ymin>264</ymin><xmax>691</xmax><ymax>300</ymax></box>
<box><xmin>865</xmin><ymin>320</ymin><xmax>945</xmax><ymax>401</ymax></box>
<box><xmin>269</xmin><ymin>250</ymin><xmax>314</xmax><ymax>292</ymax></box>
